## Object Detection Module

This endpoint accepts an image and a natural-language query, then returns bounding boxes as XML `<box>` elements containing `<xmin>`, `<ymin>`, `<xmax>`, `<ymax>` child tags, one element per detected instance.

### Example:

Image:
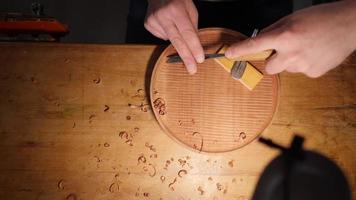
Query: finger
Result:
<box><xmin>159</xmin><ymin>20</ymin><xmax>197</xmax><ymax>74</ymax></box>
<box><xmin>185</xmin><ymin>0</ymin><xmax>199</xmax><ymax>30</ymax></box>
<box><xmin>144</xmin><ymin>15</ymin><xmax>168</xmax><ymax>40</ymax></box>
<box><xmin>175</xmin><ymin>11</ymin><xmax>204</xmax><ymax>63</ymax></box>
<box><xmin>225</xmin><ymin>32</ymin><xmax>276</xmax><ymax>59</ymax></box>
<box><xmin>144</xmin><ymin>22</ymin><xmax>167</xmax><ymax>40</ymax></box>
<box><xmin>147</xmin><ymin>16</ymin><xmax>169</xmax><ymax>40</ymax></box>
<box><xmin>265</xmin><ymin>53</ymin><xmax>288</xmax><ymax>74</ymax></box>
<box><xmin>285</xmin><ymin>65</ymin><xmax>308</xmax><ymax>73</ymax></box>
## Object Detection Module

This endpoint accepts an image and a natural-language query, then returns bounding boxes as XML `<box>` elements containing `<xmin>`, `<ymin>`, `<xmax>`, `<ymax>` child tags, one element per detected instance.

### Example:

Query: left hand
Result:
<box><xmin>225</xmin><ymin>0</ymin><xmax>356</xmax><ymax>78</ymax></box>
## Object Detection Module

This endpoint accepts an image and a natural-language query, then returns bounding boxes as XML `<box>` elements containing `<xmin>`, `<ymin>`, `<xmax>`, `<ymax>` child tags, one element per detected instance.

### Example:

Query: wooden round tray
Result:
<box><xmin>150</xmin><ymin>28</ymin><xmax>279</xmax><ymax>153</ymax></box>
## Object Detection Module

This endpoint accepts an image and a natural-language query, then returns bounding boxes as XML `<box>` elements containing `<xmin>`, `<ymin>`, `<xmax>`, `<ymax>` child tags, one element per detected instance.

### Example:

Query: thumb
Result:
<box><xmin>225</xmin><ymin>32</ymin><xmax>276</xmax><ymax>59</ymax></box>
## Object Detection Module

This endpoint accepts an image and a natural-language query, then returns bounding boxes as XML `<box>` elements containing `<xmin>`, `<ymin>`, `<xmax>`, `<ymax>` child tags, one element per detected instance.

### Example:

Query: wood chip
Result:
<box><xmin>228</xmin><ymin>160</ymin><xmax>234</xmax><ymax>168</ymax></box>
<box><xmin>104</xmin><ymin>143</ymin><xmax>110</xmax><ymax>147</ymax></box>
<box><xmin>178</xmin><ymin>169</ymin><xmax>187</xmax><ymax>178</ymax></box>
<box><xmin>89</xmin><ymin>114</ymin><xmax>96</xmax><ymax>123</ymax></box>
<box><xmin>66</xmin><ymin>193</ymin><xmax>77</xmax><ymax>200</ymax></box>
<box><xmin>109</xmin><ymin>183</ymin><xmax>116</xmax><ymax>193</ymax></box>
<box><xmin>119</xmin><ymin>131</ymin><xmax>129</xmax><ymax>140</ymax></box>
<box><xmin>178</xmin><ymin>159</ymin><xmax>186</xmax><ymax>167</ymax></box>
<box><xmin>148</xmin><ymin>163</ymin><xmax>156</xmax><ymax>177</ymax></box>
<box><xmin>137</xmin><ymin>155</ymin><xmax>147</xmax><ymax>165</ymax></box>
<box><xmin>57</xmin><ymin>179</ymin><xmax>64</xmax><ymax>190</ymax></box>
<box><xmin>216</xmin><ymin>183</ymin><xmax>223</xmax><ymax>191</ymax></box>
<box><xmin>126</xmin><ymin>115</ymin><xmax>131</xmax><ymax>120</ymax></box>
<box><xmin>168</xmin><ymin>177</ymin><xmax>177</xmax><ymax>191</ymax></box>
<box><xmin>197</xmin><ymin>186</ymin><xmax>204</xmax><ymax>195</ymax></box>
<box><xmin>239</xmin><ymin>132</ymin><xmax>246</xmax><ymax>139</ymax></box>
<box><xmin>104</xmin><ymin>105</ymin><xmax>109</xmax><ymax>112</ymax></box>
<box><xmin>93</xmin><ymin>77</ymin><xmax>101</xmax><ymax>84</ymax></box>
<box><xmin>145</xmin><ymin>142</ymin><xmax>156</xmax><ymax>152</ymax></box>
<box><xmin>160</xmin><ymin>176</ymin><xmax>166</xmax><ymax>183</ymax></box>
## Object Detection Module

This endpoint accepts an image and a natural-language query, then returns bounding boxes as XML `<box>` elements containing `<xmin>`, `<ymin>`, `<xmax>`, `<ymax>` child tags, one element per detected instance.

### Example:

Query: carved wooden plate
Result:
<box><xmin>150</xmin><ymin>28</ymin><xmax>279</xmax><ymax>153</ymax></box>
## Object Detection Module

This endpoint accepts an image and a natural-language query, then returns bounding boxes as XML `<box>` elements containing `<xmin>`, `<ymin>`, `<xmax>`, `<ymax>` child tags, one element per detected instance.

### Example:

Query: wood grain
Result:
<box><xmin>0</xmin><ymin>42</ymin><xmax>355</xmax><ymax>200</ymax></box>
<box><xmin>150</xmin><ymin>28</ymin><xmax>279</xmax><ymax>153</ymax></box>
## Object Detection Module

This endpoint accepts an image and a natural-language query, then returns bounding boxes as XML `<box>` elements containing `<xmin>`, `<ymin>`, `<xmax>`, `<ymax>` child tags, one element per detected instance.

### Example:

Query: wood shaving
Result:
<box><xmin>197</xmin><ymin>186</ymin><xmax>204</xmax><ymax>195</ymax></box>
<box><xmin>94</xmin><ymin>156</ymin><xmax>101</xmax><ymax>162</ymax></box>
<box><xmin>240</xmin><ymin>132</ymin><xmax>246</xmax><ymax>139</ymax></box>
<box><xmin>119</xmin><ymin>131</ymin><xmax>129</xmax><ymax>140</ymax></box>
<box><xmin>178</xmin><ymin>120</ymin><xmax>183</xmax><ymax>126</ymax></box>
<box><xmin>178</xmin><ymin>169</ymin><xmax>187</xmax><ymax>178</ymax></box>
<box><xmin>192</xmin><ymin>132</ymin><xmax>204</xmax><ymax>152</ymax></box>
<box><xmin>153</xmin><ymin>98</ymin><xmax>167</xmax><ymax>115</ymax></box>
<box><xmin>216</xmin><ymin>183</ymin><xmax>223</xmax><ymax>191</ymax></box>
<box><xmin>168</xmin><ymin>177</ymin><xmax>177</xmax><ymax>191</ymax></box>
<box><xmin>150</xmin><ymin>154</ymin><xmax>158</xmax><ymax>158</ymax></box>
<box><xmin>57</xmin><ymin>179</ymin><xmax>64</xmax><ymax>190</ymax></box>
<box><xmin>148</xmin><ymin>163</ymin><xmax>156</xmax><ymax>177</ymax></box>
<box><xmin>178</xmin><ymin>159</ymin><xmax>186</xmax><ymax>167</ymax></box>
<box><xmin>137</xmin><ymin>155</ymin><xmax>147</xmax><ymax>165</ymax></box>
<box><xmin>228</xmin><ymin>160</ymin><xmax>234</xmax><ymax>168</ymax></box>
<box><xmin>109</xmin><ymin>183</ymin><xmax>116</xmax><ymax>193</ymax></box>
<box><xmin>163</xmin><ymin>160</ymin><xmax>171</xmax><ymax>170</ymax></box>
<box><xmin>93</xmin><ymin>77</ymin><xmax>101</xmax><ymax>84</ymax></box>
<box><xmin>104</xmin><ymin>105</ymin><xmax>109</xmax><ymax>112</ymax></box>
<box><xmin>132</xmin><ymin>89</ymin><xmax>146</xmax><ymax>100</ymax></box>
<box><xmin>66</xmin><ymin>193</ymin><xmax>77</xmax><ymax>200</ymax></box>
<box><xmin>160</xmin><ymin>176</ymin><xmax>166</xmax><ymax>183</ymax></box>
<box><xmin>89</xmin><ymin>114</ymin><xmax>96</xmax><ymax>123</ymax></box>
<box><xmin>145</xmin><ymin>142</ymin><xmax>156</xmax><ymax>152</ymax></box>
<box><xmin>128</xmin><ymin>103</ymin><xmax>138</xmax><ymax>108</ymax></box>
<box><xmin>139</xmin><ymin>103</ymin><xmax>150</xmax><ymax>112</ymax></box>
<box><xmin>192</xmin><ymin>132</ymin><xmax>199</xmax><ymax>136</ymax></box>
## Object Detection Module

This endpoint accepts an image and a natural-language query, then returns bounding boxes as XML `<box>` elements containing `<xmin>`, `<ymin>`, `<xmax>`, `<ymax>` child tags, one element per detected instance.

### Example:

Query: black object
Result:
<box><xmin>126</xmin><ymin>0</ymin><xmax>293</xmax><ymax>43</ymax></box>
<box><xmin>253</xmin><ymin>136</ymin><xmax>350</xmax><ymax>200</ymax></box>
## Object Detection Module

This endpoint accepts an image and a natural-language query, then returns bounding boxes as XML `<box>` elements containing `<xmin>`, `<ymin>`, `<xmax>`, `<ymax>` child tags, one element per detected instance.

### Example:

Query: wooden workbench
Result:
<box><xmin>0</xmin><ymin>43</ymin><xmax>355</xmax><ymax>200</ymax></box>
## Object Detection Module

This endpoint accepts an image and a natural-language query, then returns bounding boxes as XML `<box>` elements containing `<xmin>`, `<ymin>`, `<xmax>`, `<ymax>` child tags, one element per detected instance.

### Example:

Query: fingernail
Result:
<box><xmin>187</xmin><ymin>64</ymin><xmax>197</xmax><ymax>75</ymax></box>
<box><xmin>196</xmin><ymin>54</ymin><xmax>205</xmax><ymax>63</ymax></box>
<box><xmin>225</xmin><ymin>50</ymin><xmax>233</xmax><ymax>58</ymax></box>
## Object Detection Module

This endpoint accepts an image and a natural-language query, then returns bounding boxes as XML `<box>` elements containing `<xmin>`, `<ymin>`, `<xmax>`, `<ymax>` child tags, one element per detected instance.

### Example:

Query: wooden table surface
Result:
<box><xmin>0</xmin><ymin>43</ymin><xmax>355</xmax><ymax>200</ymax></box>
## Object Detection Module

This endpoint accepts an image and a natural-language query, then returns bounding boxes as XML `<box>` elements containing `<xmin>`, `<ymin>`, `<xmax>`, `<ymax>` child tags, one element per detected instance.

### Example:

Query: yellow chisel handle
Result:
<box><xmin>233</xmin><ymin>49</ymin><xmax>274</xmax><ymax>61</ymax></box>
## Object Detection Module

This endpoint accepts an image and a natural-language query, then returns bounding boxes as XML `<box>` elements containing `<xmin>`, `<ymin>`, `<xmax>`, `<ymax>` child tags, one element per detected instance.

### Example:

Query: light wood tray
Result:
<box><xmin>150</xmin><ymin>28</ymin><xmax>279</xmax><ymax>153</ymax></box>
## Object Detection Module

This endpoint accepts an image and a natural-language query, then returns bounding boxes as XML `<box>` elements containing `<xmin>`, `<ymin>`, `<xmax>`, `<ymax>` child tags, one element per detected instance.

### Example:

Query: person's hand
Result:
<box><xmin>145</xmin><ymin>0</ymin><xmax>204</xmax><ymax>74</ymax></box>
<box><xmin>225</xmin><ymin>1</ymin><xmax>356</xmax><ymax>78</ymax></box>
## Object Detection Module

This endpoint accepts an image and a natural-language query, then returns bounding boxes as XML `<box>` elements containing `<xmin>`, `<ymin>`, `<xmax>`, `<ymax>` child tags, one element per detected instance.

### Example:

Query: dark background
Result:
<box><xmin>0</xmin><ymin>0</ymin><xmax>315</xmax><ymax>44</ymax></box>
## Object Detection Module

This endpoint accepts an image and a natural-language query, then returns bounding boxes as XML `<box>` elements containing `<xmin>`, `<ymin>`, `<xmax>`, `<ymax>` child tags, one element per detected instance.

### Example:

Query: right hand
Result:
<box><xmin>145</xmin><ymin>0</ymin><xmax>204</xmax><ymax>74</ymax></box>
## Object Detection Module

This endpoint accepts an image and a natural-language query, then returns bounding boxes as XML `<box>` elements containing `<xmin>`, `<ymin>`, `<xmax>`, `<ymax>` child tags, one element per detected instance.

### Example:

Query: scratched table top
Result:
<box><xmin>0</xmin><ymin>43</ymin><xmax>355</xmax><ymax>200</ymax></box>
